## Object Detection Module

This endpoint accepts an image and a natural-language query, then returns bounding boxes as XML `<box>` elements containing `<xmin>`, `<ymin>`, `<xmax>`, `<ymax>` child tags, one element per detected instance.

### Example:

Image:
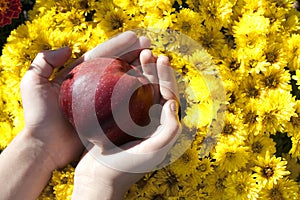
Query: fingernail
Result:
<box><xmin>159</xmin><ymin>55</ymin><xmax>170</xmax><ymax>66</ymax></box>
<box><xmin>159</xmin><ymin>55</ymin><xmax>169</xmax><ymax>60</ymax></box>
<box><xmin>170</xmin><ymin>101</ymin><xmax>178</xmax><ymax>113</ymax></box>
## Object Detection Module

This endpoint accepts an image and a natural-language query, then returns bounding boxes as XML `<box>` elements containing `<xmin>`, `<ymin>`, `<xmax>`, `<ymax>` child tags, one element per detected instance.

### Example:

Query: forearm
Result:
<box><xmin>0</xmin><ymin>130</ymin><xmax>54</xmax><ymax>200</ymax></box>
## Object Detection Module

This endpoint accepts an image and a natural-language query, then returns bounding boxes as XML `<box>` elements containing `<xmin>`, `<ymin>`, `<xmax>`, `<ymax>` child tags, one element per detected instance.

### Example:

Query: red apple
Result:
<box><xmin>59</xmin><ymin>58</ymin><xmax>157</xmax><ymax>147</ymax></box>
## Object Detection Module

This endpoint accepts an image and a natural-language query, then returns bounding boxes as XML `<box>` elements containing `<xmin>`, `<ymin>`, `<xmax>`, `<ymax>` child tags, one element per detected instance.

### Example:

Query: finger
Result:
<box><xmin>140</xmin><ymin>49</ymin><xmax>158</xmax><ymax>83</ymax></box>
<box><xmin>157</xmin><ymin>56</ymin><xmax>179</xmax><ymax>102</ymax></box>
<box><xmin>84</xmin><ymin>31</ymin><xmax>138</xmax><ymax>61</ymax></box>
<box><xmin>138</xmin><ymin>100</ymin><xmax>181</xmax><ymax>151</ymax></box>
<box><xmin>120</xmin><ymin>36</ymin><xmax>151</xmax><ymax>63</ymax></box>
<box><xmin>27</xmin><ymin>47</ymin><xmax>72</xmax><ymax>79</ymax></box>
<box><xmin>139</xmin><ymin>49</ymin><xmax>160</xmax><ymax>103</ymax></box>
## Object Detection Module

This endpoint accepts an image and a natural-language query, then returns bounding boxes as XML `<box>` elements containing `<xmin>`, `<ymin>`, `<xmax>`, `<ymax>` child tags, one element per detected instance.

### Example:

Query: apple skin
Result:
<box><xmin>59</xmin><ymin>58</ymin><xmax>156</xmax><ymax>146</ymax></box>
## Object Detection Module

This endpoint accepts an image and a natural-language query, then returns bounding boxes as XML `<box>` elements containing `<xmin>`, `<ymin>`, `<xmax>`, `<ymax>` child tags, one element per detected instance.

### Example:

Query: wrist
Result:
<box><xmin>19</xmin><ymin>128</ymin><xmax>57</xmax><ymax>172</ymax></box>
<box><xmin>72</xmin><ymin>174</ymin><xmax>127</xmax><ymax>200</ymax></box>
<box><xmin>72</xmin><ymin>153</ymin><xmax>142</xmax><ymax>200</ymax></box>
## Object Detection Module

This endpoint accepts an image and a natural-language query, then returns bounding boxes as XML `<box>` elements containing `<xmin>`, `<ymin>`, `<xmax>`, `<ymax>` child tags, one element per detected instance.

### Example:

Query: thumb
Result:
<box><xmin>27</xmin><ymin>47</ymin><xmax>72</xmax><ymax>79</ymax></box>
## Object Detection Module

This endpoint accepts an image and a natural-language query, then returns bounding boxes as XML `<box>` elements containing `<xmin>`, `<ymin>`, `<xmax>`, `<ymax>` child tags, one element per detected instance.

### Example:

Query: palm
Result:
<box><xmin>21</xmin><ymin>51</ymin><xmax>83</xmax><ymax>168</ymax></box>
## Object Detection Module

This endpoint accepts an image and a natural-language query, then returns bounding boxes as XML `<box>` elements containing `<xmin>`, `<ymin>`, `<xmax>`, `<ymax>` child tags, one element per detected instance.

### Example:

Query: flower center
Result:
<box><xmin>247</xmin><ymin>86</ymin><xmax>260</xmax><ymax>98</ymax></box>
<box><xmin>111</xmin><ymin>18</ymin><xmax>123</xmax><ymax>30</ymax></box>
<box><xmin>223</xmin><ymin>123</ymin><xmax>234</xmax><ymax>135</ymax></box>
<box><xmin>245</xmin><ymin>110</ymin><xmax>258</xmax><ymax>125</ymax></box>
<box><xmin>236</xmin><ymin>183</ymin><xmax>246</xmax><ymax>194</ymax></box>
<box><xmin>290</xmin><ymin>115</ymin><xmax>300</xmax><ymax>127</ymax></box>
<box><xmin>263</xmin><ymin>73</ymin><xmax>279</xmax><ymax>89</ymax></box>
<box><xmin>198</xmin><ymin>163</ymin><xmax>207</xmax><ymax>172</ymax></box>
<box><xmin>262</xmin><ymin>166</ymin><xmax>274</xmax><ymax>178</ymax></box>
<box><xmin>215</xmin><ymin>178</ymin><xmax>226</xmax><ymax>190</ymax></box>
<box><xmin>270</xmin><ymin>188</ymin><xmax>283</xmax><ymax>200</ymax></box>
<box><xmin>262</xmin><ymin>112</ymin><xmax>277</xmax><ymax>126</ymax></box>
<box><xmin>226</xmin><ymin>152</ymin><xmax>235</xmax><ymax>160</ymax></box>
<box><xmin>167</xmin><ymin>174</ymin><xmax>178</xmax><ymax>186</ymax></box>
<box><xmin>266</xmin><ymin>51</ymin><xmax>279</xmax><ymax>64</ymax></box>
<box><xmin>252</xmin><ymin>141</ymin><xmax>263</xmax><ymax>153</ymax></box>
<box><xmin>181</xmin><ymin>153</ymin><xmax>191</xmax><ymax>164</ymax></box>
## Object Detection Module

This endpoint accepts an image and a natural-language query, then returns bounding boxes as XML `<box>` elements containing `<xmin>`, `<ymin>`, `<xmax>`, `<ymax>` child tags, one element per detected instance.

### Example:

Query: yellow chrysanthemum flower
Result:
<box><xmin>240</xmin><ymin>55</ymin><xmax>270</xmax><ymax>75</ymax></box>
<box><xmin>205</xmin><ymin>168</ymin><xmax>227</xmax><ymax>200</ymax></box>
<box><xmin>233</xmin><ymin>13</ymin><xmax>270</xmax><ymax>59</ymax></box>
<box><xmin>196</xmin><ymin>157</ymin><xmax>214</xmax><ymax>178</ymax></box>
<box><xmin>52</xmin><ymin>0</ymin><xmax>94</xmax><ymax>14</ymax></box>
<box><xmin>173</xmin><ymin>8</ymin><xmax>204</xmax><ymax>39</ymax></box>
<box><xmin>219</xmin><ymin>111</ymin><xmax>247</xmax><ymax>143</ymax></box>
<box><xmin>27</xmin><ymin>0</ymin><xmax>54</xmax><ymax>19</ymax></box>
<box><xmin>183</xmin><ymin>103</ymin><xmax>212</xmax><ymax>128</ymax></box>
<box><xmin>184</xmin><ymin>73</ymin><xmax>211</xmax><ymax>104</ymax></box>
<box><xmin>257</xmin><ymin>90</ymin><xmax>296</xmax><ymax>134</ymax></box>
<box><xmin>50</xmin><ymin>165</ymin><xmax>75</xmax><ymax>200</ymax></box>
<box><xmin>260</xmin><ymin>65</ymin><xmax>291</xmax><ymax>92</ymax></box>
<box><xmin>212</xmin><ymin>140</ymin><xmax>250</xmax><ymax>172</ymax></box>
<box><xmin>217</xmin><ymin>49</ymin><xmax>245</xmax><ymax>82</ymax></box>
<box><xmin>258</xmin><ymin>177</ymin><xmax>299</xmax><ymax>200</ymax></box>
<box><xmin>264</xmin><ymin>4</ymin><xmax>289</xmax><ymax>33</ymax></box>
<box><xmin>241</xmin><ymin>99</ymin><xmax>262</xmax><ymax>134</ymax></box>
<box><xmin>268</xmin><ymin>0</ymin><xmax>295</xmax><ymax>10</ymax></box>
<box><xmin>246</xmin><ymin>133</ymin><xmax>276</xmax><ymax>161</ymax></box>
<box><xmin>142</xmin><ymin>11</ymin><xmax>176</xmax><ymax>30</ymax></box>
<box><xmin>262</xmin><ymin>41</ymin><xmax>287</xmax><ymax>70</ymax></box>
<box><xmin>233</xmin><ymin>13</ymin><xmax>270</xmax><ymax>36</ymax></box>
<box><xmin>196</xmin><ymin>26</ymin><xmax>226</xmax><ymax>57</ymax></box>
<box><xmin>238</xmin><ymin>74</ymin><xmax>263</xmax><ymax>101</ymax></box>
<box><xmin>199</xmin><ymin>0</ymin><xmax>234</xmax><ymax>30</ymax></box>
<box><xmin>97</xmin><ymin>8</ymin><xmax>132</xmax><ymax>37</ymax></box>
<box><xmin>169</xmin><ymin>146</ymin><xmax>200</xmax><ymax>177</ymax></box>
<box><xmin>185</xmin><ymin>49</ymin><xmax>215</xmax><ymax>73</ymax></box>
<box><xmin>224</xmin><ymin>171</ymin><xmax>260</xmax><ymax>200</ymax></box>
<box><xmin>253</xmin><ymin>151</ymin><xmax>290</xmax><ymax>189</ymax></box>
<box><xmin>151</xmin><ymin>166</ymin><xmax>183</xmax><ymax>196</ymax></box>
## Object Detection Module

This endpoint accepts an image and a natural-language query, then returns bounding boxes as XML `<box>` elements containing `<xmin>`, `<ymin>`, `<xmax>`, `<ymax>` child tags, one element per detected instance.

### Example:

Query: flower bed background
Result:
<box><xmin>1</xmin><ymin>0</ymin><xmax>300</xmax><ymax>199</ymax></box>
